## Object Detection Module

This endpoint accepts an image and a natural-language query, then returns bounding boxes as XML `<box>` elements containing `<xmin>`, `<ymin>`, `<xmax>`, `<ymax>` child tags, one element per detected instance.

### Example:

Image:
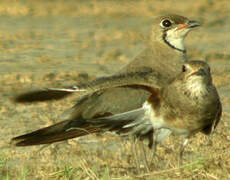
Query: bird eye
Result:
<box><xmin>160</xmin><ymin>19</ymin><xmax>172</xmax><ymax>28</ymax></box>
<box><xmin>182</xmin><ymin>65</ymin><xmax>187</xmax><ymax>72</ymax></box>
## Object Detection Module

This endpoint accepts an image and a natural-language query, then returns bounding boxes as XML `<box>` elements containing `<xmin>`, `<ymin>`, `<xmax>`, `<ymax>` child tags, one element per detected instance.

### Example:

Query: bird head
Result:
<box><xmin>182</xmin><ymin>61</ymin><xmax>212</xmax><ymax>82</ymax></box>
<box><xmin>177</xmin><ymin>60</ymin><xmax>213</xmax><ymax>98</ymax></box>
<box><xmin>151</xmin><ymin>14</ymin><xmax>200</xmax><ymax>52</ymax></box>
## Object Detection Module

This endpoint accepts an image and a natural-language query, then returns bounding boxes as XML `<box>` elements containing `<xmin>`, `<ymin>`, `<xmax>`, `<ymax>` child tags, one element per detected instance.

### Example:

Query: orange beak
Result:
<box><xmin>177</xmin><ymin>20</ymin><xmax>200</xmax><ymax>30</ymax></box>
<box><xmin>177</xmin><ymin>24</ymin><xmax>188</xmax><ymax>30</ymax></box>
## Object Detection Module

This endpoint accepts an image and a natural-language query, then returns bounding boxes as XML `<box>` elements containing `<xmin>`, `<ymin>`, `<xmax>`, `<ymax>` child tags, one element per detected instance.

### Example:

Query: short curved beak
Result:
<box><xmin>177</xmin><ymin>20</ymin><xmax>200</xmax><ymax>30</ymax></box>
<box><xmin>189</xmin><ymin>69</ymin><xmax>206</xmax><ymax>77</ymax></box>
<box><xmin>187</xmin><ymin>20</ymin><xmax>200</xmax><ymax>28</ymax></box>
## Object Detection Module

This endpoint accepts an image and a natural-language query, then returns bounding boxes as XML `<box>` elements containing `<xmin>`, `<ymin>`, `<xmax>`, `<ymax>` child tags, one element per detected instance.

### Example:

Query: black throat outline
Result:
<box><xmin>163</xmin><ymin>32</ymin><xmax>186</xmax><ymax>54</ymax></box>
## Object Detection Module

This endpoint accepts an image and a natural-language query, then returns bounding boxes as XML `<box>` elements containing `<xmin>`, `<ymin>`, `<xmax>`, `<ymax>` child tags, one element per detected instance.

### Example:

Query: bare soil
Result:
<box><xmin>0</xmin><ymin>0</ymin><xmax>230</xmax><ymax>179</ymax></box>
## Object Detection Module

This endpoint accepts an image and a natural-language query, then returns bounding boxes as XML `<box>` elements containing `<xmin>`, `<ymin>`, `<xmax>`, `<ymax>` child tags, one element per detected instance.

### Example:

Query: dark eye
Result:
<box><xmin>161</xmin><ymin>19</ymin><xmax>172</xmax><ymax>28</ymax></box>
<box><xmin>182</xmin><ymin>65</ymin><xmax>187</xmax><ymax>72</ymax></box>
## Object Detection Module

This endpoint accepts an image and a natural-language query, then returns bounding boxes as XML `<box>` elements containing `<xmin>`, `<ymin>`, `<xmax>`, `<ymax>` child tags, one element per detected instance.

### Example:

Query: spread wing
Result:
<box><xmin>14</xmin><ymin>87</ymin><xmax>76</xmax><ymax>103</ymax></box>
<box><xmin>13</xmin><ymin>71</ymin><xmax>165</xmax><ymax>103</ymax></box>
<box><xmin>12</xmin><ymin>70</ymin><xmax>171</xmax><ymax>147</ymax></box>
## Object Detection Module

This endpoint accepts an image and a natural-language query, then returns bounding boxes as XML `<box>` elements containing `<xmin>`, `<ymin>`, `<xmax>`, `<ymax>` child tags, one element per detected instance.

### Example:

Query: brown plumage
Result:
<box><xmin>12</xmin><ymin>14</ymin><xmax>202</xmax><ymax>157</ymax></box>
<box><xmin>14</xmin><ymin>14</ymin><xmax>200</xmax><ymax>103</ymax></box>
<box><xmin>12</xmin><ymin>60</ymin><xmax>222</xmax><ymax>162</ymax></box>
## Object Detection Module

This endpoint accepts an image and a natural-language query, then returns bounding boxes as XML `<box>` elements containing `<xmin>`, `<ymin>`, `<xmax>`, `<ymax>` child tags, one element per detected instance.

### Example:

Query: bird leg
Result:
<box><xmin>179</xmin><ymin>138</ymin><xmax>189</xmax><ymax>166</ymax></box>
<box><xmin>131</xmin><ymin>137</ymin><xmax>141</xmax><ymax>173</ymax></box>
<box><xmin>139</xmin><ymin>140</ymin><xmax>150</xmax><ymax>172</ymax></box>
<box><xmin>207</xmin><ymin>116</ymin><xmax>217</xmax><ymax>146</ymax></box>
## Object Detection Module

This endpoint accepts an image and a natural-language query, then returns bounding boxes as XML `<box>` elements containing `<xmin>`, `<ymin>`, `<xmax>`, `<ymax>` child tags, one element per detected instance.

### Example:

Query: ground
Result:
<box><xmin>0</xmin><ymin>0</ymin><xmax>230</xmax><ymax>179</ymax></box>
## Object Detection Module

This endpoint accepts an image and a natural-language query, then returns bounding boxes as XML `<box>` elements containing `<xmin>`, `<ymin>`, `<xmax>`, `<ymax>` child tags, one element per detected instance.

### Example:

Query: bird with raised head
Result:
<box><xmin>14</xmin><ymin>14</ymin><xmax>200</xmax><ymax>103</ymax></box>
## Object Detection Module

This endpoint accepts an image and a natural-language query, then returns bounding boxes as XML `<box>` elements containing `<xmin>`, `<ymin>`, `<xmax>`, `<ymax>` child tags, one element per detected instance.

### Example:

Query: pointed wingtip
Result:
<box><xmin>13</xmin><ymin>89</ymin><xmax>73</xmax><ymax>103</ymax></box>
<box><xmin>10</xmin><ymin>136</ymin><xmax>43</xmax><ymax>146</ymax></box>
<box><xmin>10</xmin><ymin>137</ymin><xmax>22</xmax><ymax>147</ymax></box>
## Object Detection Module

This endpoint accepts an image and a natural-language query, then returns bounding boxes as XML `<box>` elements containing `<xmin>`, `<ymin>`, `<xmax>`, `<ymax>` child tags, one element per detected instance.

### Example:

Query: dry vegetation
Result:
<box><xmin>0</xmin><ymin>0</ymin><xmax>230</xmax><ymax>179</ymax></box>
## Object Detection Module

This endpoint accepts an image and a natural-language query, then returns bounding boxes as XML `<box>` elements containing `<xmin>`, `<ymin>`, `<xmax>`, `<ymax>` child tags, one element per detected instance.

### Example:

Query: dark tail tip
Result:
<box><xmin>10</xmin><ymin>137</ymin><xmax>24</xmax><ymax>146</ymax></box>
<box><xmin>14</xmin><ymin>90</ymin><xmax>73</xmax><ymax>103</ymax></box>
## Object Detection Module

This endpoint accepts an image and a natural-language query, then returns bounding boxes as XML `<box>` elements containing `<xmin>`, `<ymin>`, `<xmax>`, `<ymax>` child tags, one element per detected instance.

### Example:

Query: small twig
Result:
<box><xmin>79</xmin><ymin>158</ymin><xmax>99</xmax><ymax>180</ymax></box>
<box><xmin>206</xmin><ymin>173</ymin><xmax>219</xmax><ymax>180</ymax></box>
<box><xmin>136</xmin><ymin>159</ymin><xmax>207</xmax><ymax>178</ymax></box>
<box><xmin>49</xmin><ymin>168</ymin><xmax>73</xmax><ymax>177</ymax></box>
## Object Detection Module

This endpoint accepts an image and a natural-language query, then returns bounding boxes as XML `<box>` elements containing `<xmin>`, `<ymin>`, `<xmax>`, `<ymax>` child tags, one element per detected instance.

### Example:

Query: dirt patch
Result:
<box><xmin>0</xmin><ymin>0</ymin><xmax>230</xmax><ymax>179</ymax></box>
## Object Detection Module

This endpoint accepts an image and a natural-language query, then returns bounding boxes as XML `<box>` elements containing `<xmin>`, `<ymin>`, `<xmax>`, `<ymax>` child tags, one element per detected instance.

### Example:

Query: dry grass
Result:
<box><xmin>0</xmin><ymin>0</ymin><xmax>230</xmax><ymax>179</ymax></box>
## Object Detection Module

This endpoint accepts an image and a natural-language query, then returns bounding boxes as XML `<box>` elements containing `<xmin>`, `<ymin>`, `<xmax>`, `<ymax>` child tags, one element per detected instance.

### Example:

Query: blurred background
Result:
<box><xmin>0</xmin><ymin>0</ymin><xmax>229</xmax><ymax>179</ymax></box>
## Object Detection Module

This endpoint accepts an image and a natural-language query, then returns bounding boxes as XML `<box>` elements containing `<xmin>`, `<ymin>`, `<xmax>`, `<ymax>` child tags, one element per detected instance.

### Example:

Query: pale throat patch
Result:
<box><xmin>165</xmin><ymin>28</ymin><xmax>190</xmax><ymax>51</ymax></box>
<box><xmin>186</xmin><ymin>76</ymin><xmax>208</xmax><ymax>97</ymax></box>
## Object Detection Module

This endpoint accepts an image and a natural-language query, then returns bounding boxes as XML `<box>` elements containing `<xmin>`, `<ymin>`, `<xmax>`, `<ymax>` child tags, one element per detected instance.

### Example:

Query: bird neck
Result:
<box><xmin>174</xmin><ymin>75</ymin><xmax>212</xmax><ymax>100</ymax></box>
<box><xmin>163</xmin><ymin>33</ymin><xmax>186</xmax><ymax>54</ymax></box>
<box><xmin>150</xmin><ymin>39</ymin><xmax>186</xmax><ymax>57</ymax></box>
<box><xmin>160</xmin><ymin>77</ymin><xmax>212</xmax><ymax>123</ymax></box>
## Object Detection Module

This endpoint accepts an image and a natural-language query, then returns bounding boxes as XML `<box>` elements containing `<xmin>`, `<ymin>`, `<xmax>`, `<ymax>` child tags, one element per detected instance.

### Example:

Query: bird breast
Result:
<box><xmin>184</xmin><ymin>77</ymin><xmax>209</xmax><ymax>99</ymax></box>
